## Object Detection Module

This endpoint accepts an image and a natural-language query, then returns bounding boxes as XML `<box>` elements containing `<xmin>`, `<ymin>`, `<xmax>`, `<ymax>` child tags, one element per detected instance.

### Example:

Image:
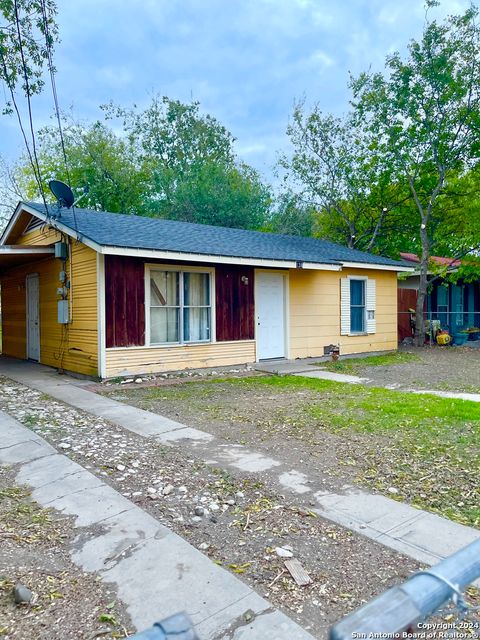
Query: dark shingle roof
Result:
<box><xmin>25</xmin><ymin>202</ymin><xmax>406</xmax><ymax>268</ymax></box>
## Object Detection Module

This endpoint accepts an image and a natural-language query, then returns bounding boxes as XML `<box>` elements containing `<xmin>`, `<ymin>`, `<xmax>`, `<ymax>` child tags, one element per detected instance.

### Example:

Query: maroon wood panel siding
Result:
<box><xmin>105</xmin><ymin>256</ymin><xmax>145</xmax><ymax>348</ymax></box>
<box><xmin>215</xmin><ymin>266</ymin><xmax>254</xmax><ymax>341</ymax></box>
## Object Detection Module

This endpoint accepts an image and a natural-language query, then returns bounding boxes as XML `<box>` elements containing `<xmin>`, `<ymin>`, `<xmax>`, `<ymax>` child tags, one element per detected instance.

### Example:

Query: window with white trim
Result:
<box><xmin>350</xmin><ymin>279</ymin><xmax>366</xmax><ymax>333</ymax></box>
<box><xmin>340</xmin><ymin>277</ymin><xmax>376</xmax><ymax>336</ymax></box>
<box><xmin>149</xmin><ymin>269</ymin><xmax>212</xmax><ymax>344</ymax></box>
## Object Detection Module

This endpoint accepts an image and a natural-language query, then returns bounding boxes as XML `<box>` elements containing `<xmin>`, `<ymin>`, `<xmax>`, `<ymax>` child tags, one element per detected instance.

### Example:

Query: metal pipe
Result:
<box><xmin>330</xmin><ymin>538</ymin><xmax>480</xmax><ymax>640</ymax></box>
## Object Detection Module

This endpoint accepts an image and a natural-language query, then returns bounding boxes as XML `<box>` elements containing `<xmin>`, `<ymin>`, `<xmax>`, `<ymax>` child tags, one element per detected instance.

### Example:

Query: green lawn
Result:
<box><xmin>313</xmin><ymin>350</ymin><xmax>420</xmax><ymax>374</ymax></box>
<box><xmin>113</xmin><ymin>373</ymin><xmax>480</xmax><ymax>528</ymax></box>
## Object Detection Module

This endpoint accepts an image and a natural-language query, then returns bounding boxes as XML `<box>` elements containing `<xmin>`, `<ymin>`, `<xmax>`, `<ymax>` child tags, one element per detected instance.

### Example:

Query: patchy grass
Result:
<box><xmin>313</xmin><ymin>351</ymin><xmax>420</xmax><ymax>374</ymax></box>
<box><xmin>110</xmin><ymin>374</ymin><xmax>480</xmax><ymax>528</ymax></box>
<box><xmin>240</xmin><ymin>376</ymin><xmax>480</xmax><ymax>526</ymax></box>
<box><xmin>0</xmin><ymin>485</ymin><xmax>64</xmax><ymax>545</ymax></box>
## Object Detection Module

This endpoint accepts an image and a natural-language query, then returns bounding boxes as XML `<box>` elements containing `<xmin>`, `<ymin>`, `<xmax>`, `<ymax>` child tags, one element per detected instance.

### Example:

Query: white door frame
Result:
<box><xmin>254</xmin><ymin>269</ymin><xmax>289</xmax><ymax>360</ymax></box>
<box><xmin>26</xmin><ymin>272</ymin><xmax>40</xmax><ymax>362</ymax></box>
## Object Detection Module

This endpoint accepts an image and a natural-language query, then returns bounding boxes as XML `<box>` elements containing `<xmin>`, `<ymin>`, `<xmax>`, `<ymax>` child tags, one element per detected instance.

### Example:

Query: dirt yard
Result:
<box><xmin>360</xmin><ymin>345</ymin><xmax>480</xmax><ymax>393</ymax></box>
<box><xmin>99</xmin><ymin>364</ymin><xmax>480</xmax><ymax>529</ymax></box>
<box><xmin>0</xmin><ymin>378</ymin><xmax>424</xmax><ymax>639</ymax></box>
<box><xmin>0</xmin><ymin>467</ymin><xmax>132</xmax><ymax>640</ymax></box>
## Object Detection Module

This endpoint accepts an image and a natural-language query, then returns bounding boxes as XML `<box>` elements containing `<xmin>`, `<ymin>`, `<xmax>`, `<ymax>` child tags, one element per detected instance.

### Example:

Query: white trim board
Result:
<box><xmin>0</xmin><ymin>245</ymin><xmax>55</xmax><ymax>255</ymax></box>
<box><xmin>96</xmin><ymin>253</ymin><xmax>107</xmax><ymax>379</ymax></box>
<box><xmin>341</xmin><ymin>261</ymin><xmax>414</xmax><ymax>272</ymax></box>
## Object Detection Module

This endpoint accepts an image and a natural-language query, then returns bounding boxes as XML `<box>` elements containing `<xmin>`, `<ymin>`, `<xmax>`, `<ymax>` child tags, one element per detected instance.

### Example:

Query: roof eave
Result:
<box><xmin>101</xmin><ymin>245</ymin><xmax>343</xmax><ymax>270</ymax></box>
<box><xmin>7</xmin><ymin>203</ymin><xmax>411</xmax><ymax>272</ymax></box>
<box><xmin>340</xmin><ymin>260</ymin><xmax>415</xmax><ymax>273</ymax></box>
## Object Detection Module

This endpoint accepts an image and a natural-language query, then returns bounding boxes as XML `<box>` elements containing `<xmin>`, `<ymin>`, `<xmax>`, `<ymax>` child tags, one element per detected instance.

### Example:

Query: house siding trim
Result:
<box><xmin>104</xmin><ymin>340</ymin><xmax>256</xmax><ymax>377</ymax></box>
<box><xmin>97</xmin><ymin>253</ymin><xmax>106</xmax><ymax>379</ymax></box>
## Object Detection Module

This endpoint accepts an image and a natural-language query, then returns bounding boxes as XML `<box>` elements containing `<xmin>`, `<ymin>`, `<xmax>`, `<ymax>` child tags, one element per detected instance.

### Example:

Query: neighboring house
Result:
<box><xmin>398</xmin><ymin>252</ymin><xmax>480</xmax><ymax>341</ymax></box>
<box><xmin>0</xmin><ymin>202</ymin><xmax>411</xmax><ymax>379</ymax></box>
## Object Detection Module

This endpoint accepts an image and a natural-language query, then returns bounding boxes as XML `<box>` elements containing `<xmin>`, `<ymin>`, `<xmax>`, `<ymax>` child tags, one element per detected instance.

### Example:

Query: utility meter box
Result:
<box><xmin>54</xmin><ymin>242</ymin><xmax>69</xmax><ymax>260</ymax></box>
<box><xmin>58</xmin><ymin>300</ymin><xmax>69</xmax><ymax>324</ymax></box>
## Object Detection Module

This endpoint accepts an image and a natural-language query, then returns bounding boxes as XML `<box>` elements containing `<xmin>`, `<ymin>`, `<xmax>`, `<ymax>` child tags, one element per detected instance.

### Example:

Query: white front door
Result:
<box><xmin>256</xmin><ymin>272</ymin><xmax>286</xmax><ymax>360</ymax></box>
<box><xmin>26</xmin><ymin>273</ymin><xmax>40</xmax><ymax>361</ymax></box>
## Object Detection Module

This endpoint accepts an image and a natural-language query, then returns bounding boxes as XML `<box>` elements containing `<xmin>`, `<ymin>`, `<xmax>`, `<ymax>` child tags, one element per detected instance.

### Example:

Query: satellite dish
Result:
<box><xmin>48</xmin><ymin>180</ymin><xmax>74</xmax><ymax>208</ymax></box>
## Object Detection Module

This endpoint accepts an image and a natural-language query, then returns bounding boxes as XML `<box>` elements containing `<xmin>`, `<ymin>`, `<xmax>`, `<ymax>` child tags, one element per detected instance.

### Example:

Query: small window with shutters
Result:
<box><xmin>341</xmin><ymin>277</ymin><xmax>376</xmax><ymax>336</ymax></box>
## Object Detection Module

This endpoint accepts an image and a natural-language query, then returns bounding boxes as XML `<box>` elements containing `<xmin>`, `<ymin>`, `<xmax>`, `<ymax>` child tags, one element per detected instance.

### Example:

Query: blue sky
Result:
<box><xmin>0</xmin><ymin>0</ymin><xmax>471</xmax><ymax>184</ymax></box>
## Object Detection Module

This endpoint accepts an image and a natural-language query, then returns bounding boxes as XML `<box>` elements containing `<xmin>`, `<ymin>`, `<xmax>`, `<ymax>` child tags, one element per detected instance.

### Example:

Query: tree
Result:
<box><xmin>0</xmin><ymin>0</ymin><xmax>58</xmax><ymax>109</ymax></box>
<box><xmin>265</xmin><ymin>191</ymin><xmax>317</xmax><ymax>237</ymax></box>
<box><xmin>279</xmin><ymin>102</ymin><xmax>405</xmax><ymax>251</ymax></box>
<box><xmin>107</xmin><ymin>95</ymin><xmax>271</xmax><ymax>227</ymax></box>
<box><xmin>104</xmin><ymin>96</ymin><xmax>235</xmax><ymax>210</ymax></box>
<box><xmin>0</xmin><ymin>0</ymin><xmax>59</xmax><ymax>199</ymax></box>
<box><xmin>351</xmin><ymin>4</ymin><xmax>480</xmax><ymax>344</ymax></box>
<box><xmin>15</xmin><ymin>96</ymin><xmax>272</xmax><ymax>229</ymax></box>
<box><xmin>163</xmin><ymin>160</ymin><xmax>271</xmax><ymax>229</ymax></box>
<box><xmin>16</xmin><ymin>119</ymin><xmax>148</xmax><ymax>214</ymax></box>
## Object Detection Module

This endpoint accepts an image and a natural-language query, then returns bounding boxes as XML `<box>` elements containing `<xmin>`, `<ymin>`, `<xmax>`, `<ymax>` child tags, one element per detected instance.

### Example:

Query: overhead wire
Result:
<box><xmin>39</xmin><ymin>0</ymin><xmax>79</xmax><ymax>233</ymax></box>
<box><xmin>11</xmin><ymin>0</ymin><xmax>50</xmax><ymax>219</ymax></box>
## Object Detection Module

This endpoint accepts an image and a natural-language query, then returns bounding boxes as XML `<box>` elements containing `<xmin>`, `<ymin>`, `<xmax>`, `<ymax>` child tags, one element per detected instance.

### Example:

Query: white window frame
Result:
<box><xmin>145</xmin><ymin>264</ymin><xmax>216</xmax><ymax>347</ymax></box>
<box><xmin>341</xmin><ymin>275</ymin><xmax>376</xmax><ymax>336</ymax></box>
<box><xmin>349</xmin><ymin>277</ymin><xmax>367</xmax><ymax>334</ymax></box>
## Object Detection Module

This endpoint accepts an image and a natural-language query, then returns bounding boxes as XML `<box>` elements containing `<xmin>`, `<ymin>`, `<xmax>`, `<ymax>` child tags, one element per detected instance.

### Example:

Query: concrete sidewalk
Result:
<box><xmin>0</xmin><ymin>410</ymin><xmax>314</xmax><ymax>639</ymax></box>
<box><xmin>0</xmin><ymin>357</ymin><xmax>478</xmax><ymax>572</ymax></box>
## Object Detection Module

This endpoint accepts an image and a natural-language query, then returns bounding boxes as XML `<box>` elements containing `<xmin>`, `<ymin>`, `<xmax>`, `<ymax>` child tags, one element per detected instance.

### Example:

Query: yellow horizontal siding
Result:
<box><xmin>16</xmin><ymin>226</ymin><xmax>62</xmax><ymax>246</ymax></box>
<box><xmin>105</xmin><ymin>341</ymin><xmax>256</xmax><ymax>377</ymax></box>
<box><xmin>1</xmin><ymin>240</ymin><xmax>99</xmax><ymax>377</ymax></box>
<box><xmin>288</xmin><ymin>268</ymin><xmax>398</xmax><ymax>358</ymax></box>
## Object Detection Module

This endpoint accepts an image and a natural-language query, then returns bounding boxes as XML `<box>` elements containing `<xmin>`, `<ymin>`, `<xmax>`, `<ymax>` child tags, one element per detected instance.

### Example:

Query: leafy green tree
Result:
<box><xmin>16</xmin><ymin>119</ymin><xmax>148</xmax><ymax>213</ymax></box>
<box><xmin>0</xmin><ymin>0</ymin><xmax>58</xmax><ymax>110</ymax></box>
<box><xmin>104</xmin><ymin>96</ymin><xmax>235</xmax><ymax>210</ymax></box>
<box><xmin>351</xmin><ymin>3</ymin><xmax>480</xmax><ymax>344</ymax></box>
<box><xmin>265</xmin><ymin>191</ymin><xmax>317</xmax><ymax>237</ymax></box>
<box><xmin>16</xmin><ymin>96</ymin><xmax>272</xmax><ymax>229</ymax></box>
<box><xmin>163</xmin><ymin>160</ymin><xmax>271</xmax><ymax>229</ymax></box>
<box><xmin>279</xmin><ymin>102</ymin><xmax>406</xmax><ymax>251</ymax></box>
<box><xmin>0</xmin><ymin>0</ymin><xmax>59</xmax><ymax>199</ymax></box>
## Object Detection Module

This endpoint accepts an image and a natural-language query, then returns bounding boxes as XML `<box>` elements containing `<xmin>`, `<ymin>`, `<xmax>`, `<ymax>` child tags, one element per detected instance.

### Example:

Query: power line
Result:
<box><xmin>8</xmin><ymin>0</ymin><xmax>51</xmax><ymax>220</ymax></box>
<box><xmin>39</xmin><ymin>0</ymin><xmax>78</xmax><ymax>233</ymax></box>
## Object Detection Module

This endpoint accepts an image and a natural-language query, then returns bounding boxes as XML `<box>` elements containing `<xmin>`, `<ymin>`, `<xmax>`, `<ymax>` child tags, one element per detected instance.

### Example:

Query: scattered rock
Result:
<box><xmin>388</xmin><ymin>487</ymin><xmax>399</xmax><ymax>494</ymax></box>
<box><xmin>194</xmin><ymin>506</ymin><xmax>205</xmax><ymax>517</ymax></box>
<box><xmin>235</xmin><ymin>491</ymin><xmax>245</xmax><ymax>499</ymax></box>
<box><xmin>14</xmin><ymin>583</ymin><xmax>33</xmax><ymax>604</ymax></box>
<box><xmin>178</xmin><ymin>485</ymin><xmax>188</xmax><ymax>493</ymax></box>
<box><xmin>275</xmin><ymin>546</ymin><xmax>294</xmax><ymax>558</ymax></box>
<box><xmin>58</xmin><ymin>442</ymin><xmax>71</xmax><ymax>450</ymax></box>
<box><xmin>198</xmin><ymin>542</ymin><xmax>210</xmax><ymax>551</ymax></box>
<box><xmin>209</xmin><ymin>502</ymin><xmax>220</xmax><ymax>511</ymax></box>
<box><xmin>224</xmin><ymin>499</ymin><xmax>235</xmax><ymax>506</ymax></box>
<box><xmin>116</xmin><ymin>464</ymin><xmax>126</xmax><ymax>472</ymax></box>
<box><xmin>163</xmin><ymin>484</ymin><xmax>174</xmax><ymax>496</ymax></box>
<box><xmin>134</xmin><ymin>378</ymin><xmax>143</xmax><ymax>384</ymax></box>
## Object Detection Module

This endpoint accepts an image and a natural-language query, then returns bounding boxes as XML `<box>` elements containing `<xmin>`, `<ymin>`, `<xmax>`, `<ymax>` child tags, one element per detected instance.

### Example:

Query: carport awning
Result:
<box><xmin>0</xmin><ymin>245</ymin><xmax>55</xmax><ymax>271</ymax></box>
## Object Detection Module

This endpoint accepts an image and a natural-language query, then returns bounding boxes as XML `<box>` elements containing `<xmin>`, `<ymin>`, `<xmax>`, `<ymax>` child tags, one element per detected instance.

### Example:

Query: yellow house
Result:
<box><xmin>0</xmin><ymin>202</ymin><xmax>412</xmax><ymax>379</ymax></box>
